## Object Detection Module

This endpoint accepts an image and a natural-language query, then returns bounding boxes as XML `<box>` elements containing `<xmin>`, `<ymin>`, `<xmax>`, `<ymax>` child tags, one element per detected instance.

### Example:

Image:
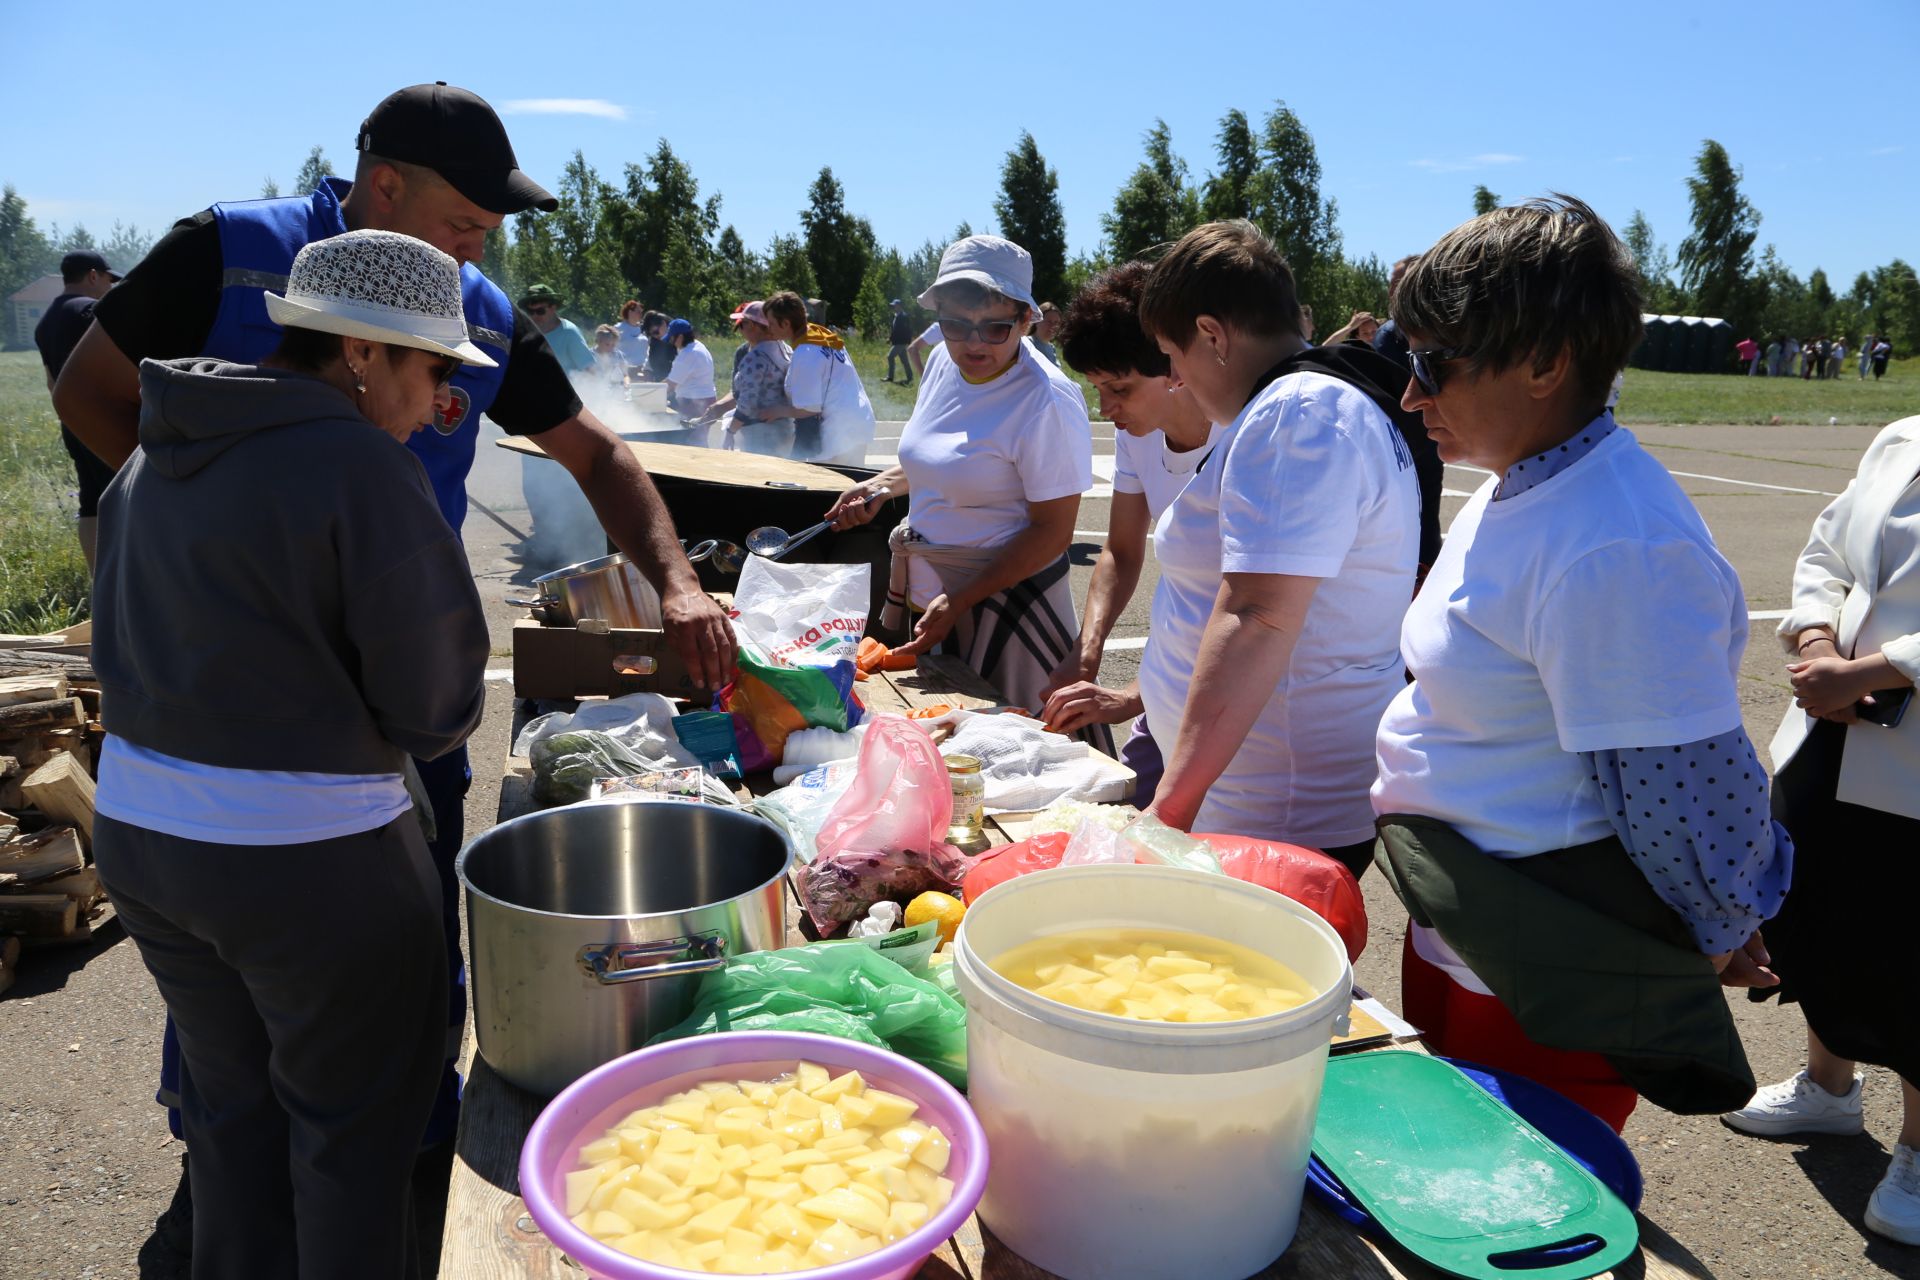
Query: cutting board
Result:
<box><xmin>497</xmin><ymin>435</ymin><xmax>854</xmax><ymax>492</ymax></box>
<box><xmin>1311</xmin><ymin>1051</ymin><xmax>1639</xmax><ymax>1279</ymax></box>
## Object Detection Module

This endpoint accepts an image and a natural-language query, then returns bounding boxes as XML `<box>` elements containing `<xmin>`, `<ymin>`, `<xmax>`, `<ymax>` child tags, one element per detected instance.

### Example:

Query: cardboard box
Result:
<box><xmin>511</xmin><ymin>620</ymin><xmax>700</xmax><ymax>700</ymax></box>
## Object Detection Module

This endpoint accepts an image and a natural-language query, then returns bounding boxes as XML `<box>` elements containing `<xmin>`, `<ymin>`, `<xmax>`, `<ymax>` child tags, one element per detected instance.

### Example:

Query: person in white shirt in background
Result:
<box><xmin>615</xmin><ymin>300</ymin><xmax>651</xmax><ymax>380</ymax></box>
<box><xmin>1130</xmin><ymin>220</ymin><xmax>1421</xmax><ymax>873</ymax></box>
<box><xmin>663</xmin><ymin>317</ymin><xmax>716</xmax><ymax>418</ymax></box>
<box><xmin>590</xmin><ymin>324</ymin><xmax>627</xmax><ymax>391</ymax></box>
<box><xmin>764</xmin><ymin>290</ymin><xmax>877</xmax><ymax>465</ymax></box>
<box><xmin>905</xmin><ymin>318</ymin><xmax>942</xmax><ymax>381</ymax></box>
<box><xmin>822</xmin><ymin>234</ymin><xmax>1098</xmax><ymax>734</ymax></box>
<box><xmin>1038</xmin><ymin>261</ymin><xmax>1218</xmax><ymax>804</ymax></box>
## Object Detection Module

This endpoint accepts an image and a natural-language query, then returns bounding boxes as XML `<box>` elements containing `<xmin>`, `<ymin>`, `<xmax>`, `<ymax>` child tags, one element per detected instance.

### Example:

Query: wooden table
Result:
<box><xmin>439</xmin><ymin>659</ymin><xmax>1709</xmax><ymax>1280</ymax></box>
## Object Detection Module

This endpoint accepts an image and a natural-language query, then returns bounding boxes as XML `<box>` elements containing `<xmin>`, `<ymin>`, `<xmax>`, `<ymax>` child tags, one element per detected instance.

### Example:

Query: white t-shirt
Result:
<box><xmin>668</xmin><ymin>340</ymin><xmax>717</xmax><ymax>399</ymax></box>
<box><xmin>1372</xmin><ymin>428</ymin><xmax>1748</xmax><ymax>857</ymax></box>
<box><xmin>1113</xmin><ymin>425</ymin><xmax>1221</xmax><ymax>522</ymax></box>
<box><xmin>917</xmin><ymin>322</ymin><xmax>942</xmax><ymax>348</ymax></box>
<box><xmin>787</xmin><ymin>342</ymin><xmax>877</xmax><ymax>464</ymax></box>
<box><xmin>1137</xmin><ymin>371</ymin><xmax>1420</xmax><ymax>848</ymax></box>
<box><xmin>895</xmin><ymin>341</ymin><xmax>1093</xmax><ymax>605</ymax></box>
<box><xmin>97</xmin><ymin>736</ymin><xmax>409</xmax><ymax>846</ymax></box>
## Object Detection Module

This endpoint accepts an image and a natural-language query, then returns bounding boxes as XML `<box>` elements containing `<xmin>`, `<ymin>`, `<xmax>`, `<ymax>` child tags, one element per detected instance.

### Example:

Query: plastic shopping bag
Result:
<box><xmin>751</xmin><ymin>759</ymin><xmax>862</xmax><ymax>864</ymax></box>
<box><xmin>731</xmin><ymin>556</ymin><xmax>870</xmax><ymax>667</ymax></box>
<box><xmin>797</xmin><ymin>717</ymin><xmax>974</xmax><ymax>933</ymax></box>
<box><xmin>645</xmin><ymin>942</ymin><xmax>969</xmax><ymax>1088</ymax></box>
<box><xmin>714</xmin><ymin>645</ymin><xmax>864</xmax><ymax>774</ymax></box>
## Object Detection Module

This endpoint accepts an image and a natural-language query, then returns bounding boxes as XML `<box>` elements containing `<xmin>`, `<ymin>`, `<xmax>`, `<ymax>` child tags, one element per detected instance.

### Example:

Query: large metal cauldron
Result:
<box><xmin>457</xmin><ymin>800</ymin><xmax>789</xmax><ymax>1097</ymax></box>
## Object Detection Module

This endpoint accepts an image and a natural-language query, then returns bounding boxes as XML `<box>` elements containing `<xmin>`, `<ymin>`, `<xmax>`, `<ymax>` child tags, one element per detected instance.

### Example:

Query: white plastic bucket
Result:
<box><xmin>952</xmin><ymin>864</ymin><xmax>1354</xmax><ymax>1280</ymax></box>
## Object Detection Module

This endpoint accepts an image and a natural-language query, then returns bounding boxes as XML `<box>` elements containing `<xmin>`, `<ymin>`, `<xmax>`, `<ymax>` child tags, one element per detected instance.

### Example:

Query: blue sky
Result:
<box><xmin>9</xmin><ymin>1</ymin><xmax>1915</xmax><ymax>290</ymax></box>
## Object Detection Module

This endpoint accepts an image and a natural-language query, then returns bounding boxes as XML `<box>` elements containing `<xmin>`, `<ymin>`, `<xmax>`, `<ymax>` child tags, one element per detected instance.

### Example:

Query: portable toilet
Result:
<box><xmin>1635</xmin><ymin>315</ymin><xmax>1671</xmax><ymax>370</ymax></box>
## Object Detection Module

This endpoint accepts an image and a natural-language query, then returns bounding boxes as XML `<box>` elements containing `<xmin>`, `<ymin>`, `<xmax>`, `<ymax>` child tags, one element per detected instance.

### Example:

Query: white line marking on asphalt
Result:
<box><xmin>485</xmin><ymin>668</ymin><xmax>514</xmax><ymax>681</ymax></box>
<box><xmin>1103</xmin><ymin>636</ymin><xmax>1148</xmax><ymax>652</ymax></box>
<box><xmin>1446</xmin><ymin>460</ymin><xmax>1838</xmax><ymax>498</ymax></box>
<box><xmin>1748</xmin><ymin>609</ymin><xmax>1790</xmax><ymax>620</ymax></box>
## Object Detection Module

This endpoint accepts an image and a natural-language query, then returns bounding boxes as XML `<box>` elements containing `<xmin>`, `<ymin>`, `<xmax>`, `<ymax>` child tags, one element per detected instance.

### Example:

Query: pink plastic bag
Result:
<box><xmin>799</xmin><ymin>717</ymin><xmax>970</xmax><ymax>934</ymax></box>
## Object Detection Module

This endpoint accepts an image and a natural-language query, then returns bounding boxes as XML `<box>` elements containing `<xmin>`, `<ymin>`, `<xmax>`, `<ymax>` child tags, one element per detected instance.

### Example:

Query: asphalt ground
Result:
<box><xmin>3</xmin><ymin>414</ymin><xmax>1916</xmax><ymax>1279</ymax></box>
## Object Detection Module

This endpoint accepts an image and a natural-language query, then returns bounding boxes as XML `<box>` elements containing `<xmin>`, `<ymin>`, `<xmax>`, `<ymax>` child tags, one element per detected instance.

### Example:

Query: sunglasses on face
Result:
<box><xmin>1408</xmin><ymin>346</ymin><xmax>1462</xmax><ymax>396</ymax></box>
<box><xmin>937</xmin><ymin>314</ymin><xmax>1020</xmax><ymax>345</ymax></box>
<box><xmin>429</xmin><ymin>356</ymin><xmax>459</xmax><ymax>388</ymax></box>
<box><xmin>525</xmin><ymin>304</ymin><xmax>552</xmax><ymax>316</ymax></box>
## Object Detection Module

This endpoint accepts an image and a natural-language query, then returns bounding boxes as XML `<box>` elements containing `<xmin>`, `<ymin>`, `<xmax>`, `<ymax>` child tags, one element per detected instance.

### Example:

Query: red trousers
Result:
<box><xmin>1400</xmin><ymin>931</ymin><xmax>1640</xmax><ymax>1132</ymax></box>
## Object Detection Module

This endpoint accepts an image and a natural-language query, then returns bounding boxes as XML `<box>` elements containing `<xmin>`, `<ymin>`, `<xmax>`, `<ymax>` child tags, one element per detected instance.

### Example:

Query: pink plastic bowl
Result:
<box><xmin>520</xmin><ymin>1031</ymin><xmax>989</xmax><ymax>1280</ymax></box>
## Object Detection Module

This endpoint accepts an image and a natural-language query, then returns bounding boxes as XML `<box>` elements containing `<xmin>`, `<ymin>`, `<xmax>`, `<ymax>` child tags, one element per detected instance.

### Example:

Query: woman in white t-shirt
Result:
<box><xmin>1117</xmin><ymin>221</ymin><xmax>1419</xmax><ymax>874</ymax></box>
<box><xmin>1037</xmin><ymin>261</ymin><xmax>1218</xmax><ymax>804</ymax></box>
<box><xmin>824</xmin><ymin>234</ymin><xmax>1094</xmax><ymax>724</ymax></box>
<box><xmin>764</xmin><ymin>291</ymin><xmax>876</xmax><ymax>465</ymax></box>
<box><xmin>1370</xmin><ymin>197</ymin><xmax>1792</xmax><ymax>1131</ymax></box>
<box><xmin>664</xmin><ymin>317</ymin><xmax>716</xmax><ymax>418</ymax></box>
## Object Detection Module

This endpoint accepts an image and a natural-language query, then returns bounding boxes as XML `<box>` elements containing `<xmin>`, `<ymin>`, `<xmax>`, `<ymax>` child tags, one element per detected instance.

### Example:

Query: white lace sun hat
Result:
<box><xmin>264</xmin><ymin>228</ymin><xmax>497</xmax><ymax>367</ymax></box>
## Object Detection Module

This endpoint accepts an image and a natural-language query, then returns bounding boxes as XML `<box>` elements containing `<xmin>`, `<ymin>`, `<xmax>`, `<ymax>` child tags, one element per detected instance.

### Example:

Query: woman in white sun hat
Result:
<box><xmin>89</xmin><ymin>228</ymin><xmax>492</xmax><ymax>1278</ymax></box>
<box><xmin>822</xmin><ymin>233</ymin><xmax>1098</xmax><ymax>735</ymax></box>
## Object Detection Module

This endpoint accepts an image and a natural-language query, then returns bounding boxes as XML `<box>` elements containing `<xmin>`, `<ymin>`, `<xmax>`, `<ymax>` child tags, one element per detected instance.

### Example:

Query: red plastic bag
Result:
<box><xmin>798</xmin><ymin>717</ymin><xmax>972</xmax><ymax>934</ymax></box>
<box><xmin>961</xmin><ymin>829</ymin><xmax>1367</xmax><ymax>962</ymax></box>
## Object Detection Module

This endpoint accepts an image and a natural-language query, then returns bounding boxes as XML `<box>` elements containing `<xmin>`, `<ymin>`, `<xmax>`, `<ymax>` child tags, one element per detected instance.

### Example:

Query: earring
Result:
<box><xmin>1215</xmin><ymin>350</ymin><xmax>1228</xmax><ymax>367</ymax></box>
<box><xmin>348</xmin><ymin>366</ymin><xmax>366</xmax><ymax>393</ymax></box>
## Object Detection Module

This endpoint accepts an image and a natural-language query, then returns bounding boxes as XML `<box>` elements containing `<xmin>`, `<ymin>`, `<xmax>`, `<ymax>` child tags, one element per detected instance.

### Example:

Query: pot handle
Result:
<box><xmin>577</xmin><ymin>934</ymin><xmax>728</xmax><ymax>985</ymax></box>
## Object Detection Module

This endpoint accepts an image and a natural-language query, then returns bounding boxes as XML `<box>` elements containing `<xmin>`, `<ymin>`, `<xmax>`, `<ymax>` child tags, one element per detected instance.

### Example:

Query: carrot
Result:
<box><xmin>856</xmin><ymin>638</ymin><xmax>891</xmax><ymax>675</ymax></box>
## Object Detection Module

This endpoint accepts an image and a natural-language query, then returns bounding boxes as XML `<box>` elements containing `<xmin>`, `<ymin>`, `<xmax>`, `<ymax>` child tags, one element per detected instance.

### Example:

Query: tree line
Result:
<box><xmin>6</xmin><ymin>116</ymin><xmax>1918</xmax><ymax>360</ymax></box>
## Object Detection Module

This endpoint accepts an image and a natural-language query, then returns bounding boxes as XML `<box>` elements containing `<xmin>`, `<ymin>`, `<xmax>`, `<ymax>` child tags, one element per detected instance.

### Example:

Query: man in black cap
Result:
<box><xmin>885</xmin><ymin>298</ymin><xmax>915</xmax><ymax>385</ymax></box>
<box><xmin>34</xmin><ymin>250</ymin><xmax>120</xmax><ymax>567</ymax></box>
<box><xmin>52</xmin><ymin>82</ymin><xmax>736</xmax><ymax>1257</ymax></box>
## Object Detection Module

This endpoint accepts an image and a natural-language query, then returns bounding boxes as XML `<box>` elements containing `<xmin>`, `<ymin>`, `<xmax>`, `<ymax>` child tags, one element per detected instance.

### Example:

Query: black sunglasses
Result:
<box><xmin>525</xmin><ymin>303</ymin><xmax>552</xmax><ymax>315</ymax></box>
<box><xmin>429</xmin><ymin>356</ymin><xmax>459</xmax><ymax>387</ymax></box>
<box><xmin>1408</xmin><ymin>346</ymin><xmax>1462</xmax><ymax>396</ymax></box>
<box><xmin>937</xmin><ymin>314</ymin><xmax>1020</xmax><ymax>345</ymax></box>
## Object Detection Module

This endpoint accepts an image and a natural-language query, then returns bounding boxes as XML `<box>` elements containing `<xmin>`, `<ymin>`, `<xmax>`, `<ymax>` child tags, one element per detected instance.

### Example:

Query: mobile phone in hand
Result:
<box><xmin>1856</xmin><ymin>686</ymin><xmax>1914</xmax><ymax>728</ymax></box>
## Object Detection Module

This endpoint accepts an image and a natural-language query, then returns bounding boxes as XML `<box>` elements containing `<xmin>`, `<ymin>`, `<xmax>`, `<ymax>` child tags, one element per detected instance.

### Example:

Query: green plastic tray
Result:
<box><xmin>1311</xmin><ymin>1052</ymin><xmax>1639</xmax><ymax>1279</ymax></box>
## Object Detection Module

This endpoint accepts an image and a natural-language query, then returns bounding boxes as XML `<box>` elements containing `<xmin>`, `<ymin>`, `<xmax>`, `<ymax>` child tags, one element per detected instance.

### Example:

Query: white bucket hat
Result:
<box><xmin>264</xmin><ymin>229</ymin><xmax>497</xmax><ymax>367</ymax></box>
<box><xmin>917</xmin><ymin>234</ymin><xmax>1039</xmax><ymax>315</ymax></box>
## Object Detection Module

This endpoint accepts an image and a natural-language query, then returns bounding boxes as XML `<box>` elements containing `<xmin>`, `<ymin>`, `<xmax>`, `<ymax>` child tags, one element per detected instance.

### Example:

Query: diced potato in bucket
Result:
<box><xmin>992</xmin><ymin>927</ymin><xmax>1313</xmax><ymax>1022</ymax></box>
<box><xmin>565</xmin><ymin>1062</ymin><xmax>956</xmax><ymax>1273</ymax></box>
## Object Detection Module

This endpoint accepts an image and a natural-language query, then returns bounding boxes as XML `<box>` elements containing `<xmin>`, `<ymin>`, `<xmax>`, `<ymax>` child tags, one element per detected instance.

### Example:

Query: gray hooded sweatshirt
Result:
<box><xmin>94</xmin><ymin>359</ymin><xmax>487</xmax><ymax>775</ymax></box>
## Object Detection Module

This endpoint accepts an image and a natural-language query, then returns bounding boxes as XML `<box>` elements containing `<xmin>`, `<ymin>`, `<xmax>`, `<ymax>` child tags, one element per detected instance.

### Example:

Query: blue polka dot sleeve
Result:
<box><xmin>1582</xmin><ymin>730</ymin><xmax>1795</xmax><ymax>955</ymax></box>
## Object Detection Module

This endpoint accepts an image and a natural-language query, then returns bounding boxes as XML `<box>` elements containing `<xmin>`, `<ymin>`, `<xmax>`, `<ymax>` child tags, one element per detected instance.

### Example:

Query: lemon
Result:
<box><xmin>904</xmin><ymin>891</ymin><xmax>967</xmax><ymax>945</ymax></box>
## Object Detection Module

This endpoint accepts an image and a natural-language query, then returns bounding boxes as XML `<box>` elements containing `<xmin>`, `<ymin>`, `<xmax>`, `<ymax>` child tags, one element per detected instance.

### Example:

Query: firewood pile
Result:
<box><xmin>0</xmin><ymin>622</ymin><xmax>107</xmax><ymax>994</ymax></box>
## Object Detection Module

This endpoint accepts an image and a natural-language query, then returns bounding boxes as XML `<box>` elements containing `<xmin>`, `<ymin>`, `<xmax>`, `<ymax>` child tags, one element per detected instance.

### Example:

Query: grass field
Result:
<box><xmin>0</xmin><ymin>351</ymin><xmax>90</xmax><ymax>634</ymax></box>
<box><xmin>2</xmin><ymin>343</ymin><xmax>1914</xmax><ymax>634</ymax></box>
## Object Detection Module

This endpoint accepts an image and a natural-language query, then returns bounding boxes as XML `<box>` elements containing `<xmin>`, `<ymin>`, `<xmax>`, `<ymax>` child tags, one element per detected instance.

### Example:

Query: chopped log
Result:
<box><xmin>0</xmin><ymin>698</ymin><xmax>84</xmax><ymax>735</ymax></box>
<box><xmin>0</xmin><ymin>675</ymin><xmax>68</xmax><ymax>707</ymax></box>
<box><xmin>0</xmin><ymin>755</ymin><xmax>16</xmax><ymax>779</ymax></box>
<box><xmin>74</xmin><ymin>687</ymin><xmax>101</xmax><ymax>716</ymax></box>
<box><xmin>0</xmin><ymin>893</ymin><xmax>78</xmax><ymax>937</ymax></box>
<box><xmin>0</xmin><ymin>827</ymin><xmax>86</xmax><ymax>884</ymax></box>
<box><xmin>34</xmin><ymin>866</ymin><xmax>103</xmax><ymax>909</ymax></box>
<box><xmin>21</xmin><ymin>754</ymin><xmax>94</xmax><ymax>846</ymax></box>
<box><xmin>0</xmin><ymin>779</ymin><xmax>22</xmax><ymax>811</ymax></box>
<box><xmin>0</xmin><ymin>651</ymin><xmax>95</xmax><ymax>679</ymax></box>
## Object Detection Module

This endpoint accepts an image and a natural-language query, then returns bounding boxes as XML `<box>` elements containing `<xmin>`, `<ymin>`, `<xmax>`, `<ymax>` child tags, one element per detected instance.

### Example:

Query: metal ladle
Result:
<box><xmin>746</xmin><ymin>486</ymin><xmax>889</xmax><ymax>561</ymax></box>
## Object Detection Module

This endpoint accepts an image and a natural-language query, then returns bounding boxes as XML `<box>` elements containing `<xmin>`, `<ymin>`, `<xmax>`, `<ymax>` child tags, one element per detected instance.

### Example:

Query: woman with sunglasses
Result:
<box><xmin>1130</xmin><ymin>221</ymin><xmax>1420</xmax><ymax>874</ymax></box>
<box><xmin>89</xmin><ymin>229</ymin><xmax>490</xmax><ymax>1276</ymax></box>
<box><xmin>823</xmin><ymin>234</ymin><xmax>1095</xmax><ymax>725</ymax></box>
<box><xmin>1370</xmin><ymin>197</ymin><xmax>1792</xmax><ymax>1132</ymax></box>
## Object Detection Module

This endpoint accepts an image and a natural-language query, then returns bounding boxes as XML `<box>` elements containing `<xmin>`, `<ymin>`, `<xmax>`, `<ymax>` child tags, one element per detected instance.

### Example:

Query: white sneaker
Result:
<box><xmin>1720</xmin><ymin>1070</ymin><xmax>1865</xmax><ymax>1137</ymax></box>
<box><xmin>1867</xmin><ymin>1145</ymin><xmax>1920</xmax><ymax>1245</ymax></box>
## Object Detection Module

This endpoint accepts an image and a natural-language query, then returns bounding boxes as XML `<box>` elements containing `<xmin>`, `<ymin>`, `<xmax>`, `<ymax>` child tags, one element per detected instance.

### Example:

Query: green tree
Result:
<box><xmin>607</xmin><ymin>140</ymin><xmax>720</xmax><ymax>308</ymax></box>
<box><xmin>800</xmin><ymin>168</ymin><xmax>875</xmax><ymax>325</ymax></box>
<box><xmin>993</xmin><ymin>132</ymin><xmax>1069</xmax><ymax>306</ymax></box>
<box><xmin>1250</xmin><ymin>102</ymin><xmax>1342</xmax><ymax>308</ymax></box>
<box><xmin>51</xmin><ymin>223</ymin><xmax>98</xmax><ymax>253</ymax></box>
<box><xmin>1201</xmin><ymin>108</ymin><xmax>1260</xmax><ymax>222</ymax></box>
<box><xmin>710</xmin><ymin>225</ymin><xmax>767</xmax><ymax>311</ymax></box>
<box><xmin>1676</xmin><ymin>140</ymin><xmax>1760</xmax><ymax>327</ymax></box>
<box><xmin>1471</xmin><ymin>185</ymin><xmax>1500</xmax><ymax>216</ymax></box>
<box><xmin>547</xmin><ymin>151</ymin><xmax>629</xmax><ymax>325</ymax></box>
<box><xmin>1807</xmin><ymin>267</ymin><xmax>1836</xmax><ymax>327</ymax></box>
<box><xmin>0</xmin><ymin>186</ymin><xmax>53</xmax><ymax>302</ymax></box>
<box><xmin>1753</xmin><ymin>246</ymin><xmax>1810</xmax><ymax>340</ymax></box>
<box><xmin>1870</xmin><ymin>259</ymin><xmax>1920</xmax><ymax>353</ymax></box>
<box><xmin>480</xmin><ymin>226</ymin><xmax>514</xmax><ymax>298</ymax></box>
<box><xmin>260</xmin><ymin>176</ymin><xmax>280</xmax><ymax>198</ymax></box>
<box><xmin>293</xmin><ymin>145</ymin><xmax>333</xmax><ymax>195</ymax></box>
<box><xmin>852</xmin><ymin>264</ymin><xmax>890</xmax><ymax>338</ymax></box>
<box><xmin>1622</xmin><ymin>210</ymin><xmax>1680</xmax><ymax>313</ymax></box>
<box><xmin>1063</xmin><ymin>251</ymin><xmax>1110</xmax><ymax>303</ymax></box>
<box><xmin>1102</xmin><ymin>119</ymin><xmax>1200</xmax><ymax>262</ymax></box>
<box><xmin>101</xmin><ymin>221</ymin><xmax>154</xmax><ymax>272</ymax></box>
<box><xmin>765</xmin><ymin>234</ymin><xmax>819</xmax><ymax>300</ymax></box>
<box><xmin>506</xmin><ymin>208</ymin><xmax>567</xmax><ymax>305</ymax></box>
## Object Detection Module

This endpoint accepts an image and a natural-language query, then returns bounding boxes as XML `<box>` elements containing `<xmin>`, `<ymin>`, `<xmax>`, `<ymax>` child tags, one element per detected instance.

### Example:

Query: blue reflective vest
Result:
<box><xmin>201</xmin><ymin>178</ymin><xmax>514</xmax><ymax>533</ymax></box>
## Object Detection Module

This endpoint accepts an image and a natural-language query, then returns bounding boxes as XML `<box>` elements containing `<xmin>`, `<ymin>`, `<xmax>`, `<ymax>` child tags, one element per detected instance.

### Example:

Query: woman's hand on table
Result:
<box><xmin>1710</xmin><ymin>931</ymin><xmax>1780</xmax><ymax>988</ymax></box>
<box><xmin>1040</xmin><ymin>681</ymin><xmax>1142</xmax><ymax>734</ymax></box>
<box><xmin>894</xmin><ymin>593</ymin><xmax>962</xmax><ymax>657</ymax></box>
<box><xmin>1041</xmin><ymin>648</ymin><xmax>1102</xmax><ymax>701</ymax></box>
<box><xmin>1787</xmin><ymin>653</ymin><xmax>1875</xmax><ymax>720</ymax></box>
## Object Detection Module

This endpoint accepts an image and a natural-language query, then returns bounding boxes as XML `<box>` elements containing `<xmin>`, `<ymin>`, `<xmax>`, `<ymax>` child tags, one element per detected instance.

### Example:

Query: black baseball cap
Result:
<box><xmin>61</xmin><ymin>250</ymin><xmax>119</xmax><ymax>282</ymax></box>
<box><xmin>357</xmin><ymin>82</ymin><xmax>557</xmax><ymax>215</ymax></box>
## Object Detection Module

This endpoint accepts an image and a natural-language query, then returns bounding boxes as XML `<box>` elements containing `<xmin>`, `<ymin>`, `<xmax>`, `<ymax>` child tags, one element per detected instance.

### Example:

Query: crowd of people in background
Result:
<box><xmin>1753</xmin><ymin>332</ymin><xmax>1894</xmax><ymax>379</ymax></box>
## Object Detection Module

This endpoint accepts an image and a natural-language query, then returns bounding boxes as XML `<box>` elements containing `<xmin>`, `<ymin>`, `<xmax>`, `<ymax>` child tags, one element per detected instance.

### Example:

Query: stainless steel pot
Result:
<box><xmin>507</xmin><ymin>552</ymin><xmax>663</xmax><ymax>629</ymax></box>
<box><xmin>457</xmin><ymin>799</ymin><xmax>790</xmax><ymax>1096</ymax></box>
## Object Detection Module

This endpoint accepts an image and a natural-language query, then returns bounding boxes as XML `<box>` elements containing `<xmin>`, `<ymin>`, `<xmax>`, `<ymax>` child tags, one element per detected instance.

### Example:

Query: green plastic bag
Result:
<box><xmin>645</xmin><ymin>942</ymin><xmax>968</xmax><ymax>1089</ymax></box>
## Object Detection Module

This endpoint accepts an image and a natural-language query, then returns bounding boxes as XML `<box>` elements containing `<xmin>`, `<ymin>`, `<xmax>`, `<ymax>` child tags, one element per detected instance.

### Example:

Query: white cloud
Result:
<box><xmin>1409</xmin><ymin>153</ymin><xmax>1526</xmax><ymax>173</ymax></box>
<box><xmin>1871</xmin><ymin>144</ymin><xmax>1904</xmax><ymax>156</ymax></box>
<box><xmin>502</xmin><ymin>98</ymin><xmax>628</xmax><ymax>121</ymax></box>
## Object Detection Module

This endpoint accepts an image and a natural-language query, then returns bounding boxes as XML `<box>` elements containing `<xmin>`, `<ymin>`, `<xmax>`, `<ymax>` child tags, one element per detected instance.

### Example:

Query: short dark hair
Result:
<box><xmin>643</xmin><ymin>310</ymin><xmax>668</xmax><ymax>332</ymax></box>
<box><xmin>764</xmin><ymin>291</ymin><xmax>809</xmax><ymax>335</ymax></box>
<box><xmin>270</xmin><ymin>327</ymin><xmax>424</xmax><ymax>377</ymax></box>
<box><xmin>1390</xmin><ymin>194</ymin><xmax>1643</xmax><ymax>411</ymax></box>
<box><xmin>1138</xmin><ymin>220</ymin><xmax>1301</xmax><ymax>349</ymax></box>
<box><xmin>925</xmin><ymin>277</ymin><xmax>1028</xmax><ymax>319</ymax></box>
<box><xmin>1059</xmin><ymin>261</ymin><xmax>1169</xmax><ymax>378</ymax></box>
